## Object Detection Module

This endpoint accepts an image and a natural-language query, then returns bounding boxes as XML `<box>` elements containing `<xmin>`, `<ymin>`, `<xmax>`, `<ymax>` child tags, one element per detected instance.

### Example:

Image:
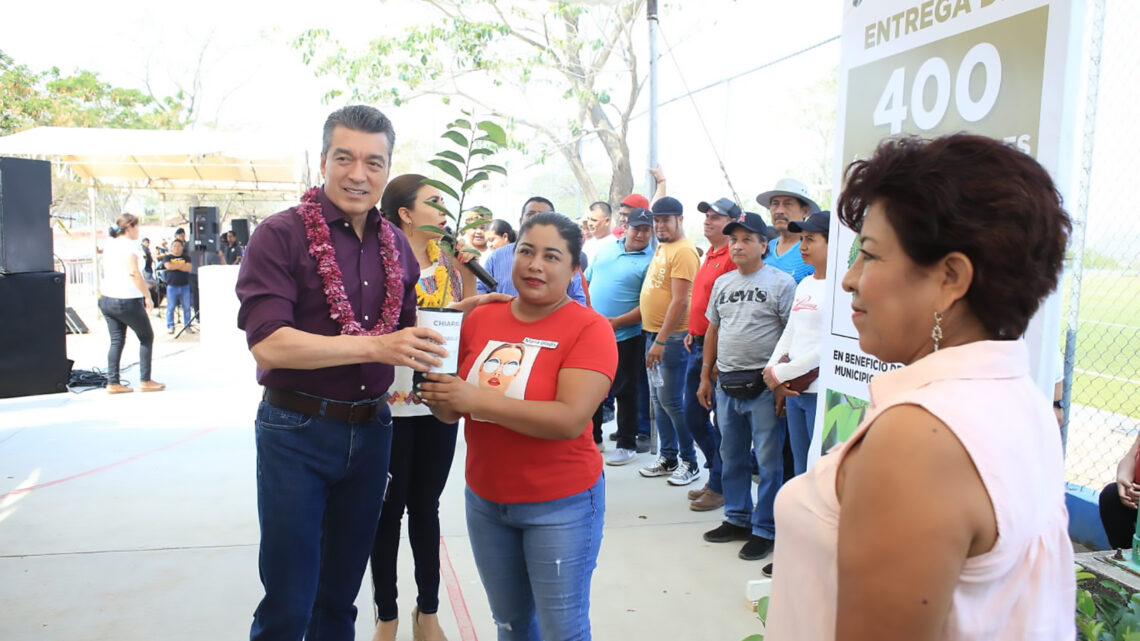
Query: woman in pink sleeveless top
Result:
<box><xmin>765</xmin><ymin>134</ymin><xmax>1075</xmax><ymax>640</ymax></box>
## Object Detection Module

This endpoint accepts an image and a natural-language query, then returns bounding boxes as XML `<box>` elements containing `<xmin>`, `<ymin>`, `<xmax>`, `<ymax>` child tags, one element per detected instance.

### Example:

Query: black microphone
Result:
<box><xmin>443</xmin><ymin>227</ymin><xmax>497</xmax><ymax>291</ymax></box>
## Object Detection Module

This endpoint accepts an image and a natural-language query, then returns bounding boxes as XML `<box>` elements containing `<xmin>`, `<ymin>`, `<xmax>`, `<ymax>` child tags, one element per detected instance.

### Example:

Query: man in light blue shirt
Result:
<box><xmin>584</xmin><ymin>207</ymin><xmax>655</xmax><ymax>465</ymax></box>
<box><xmin>755</xmin><ymin>178</ymin><xmax>820</xmax><ymax>283</ymax></box>
<box><xmin>477</xmin><ymin>196</ymin><xmax>587</xmax><ymax>304</ymax></box>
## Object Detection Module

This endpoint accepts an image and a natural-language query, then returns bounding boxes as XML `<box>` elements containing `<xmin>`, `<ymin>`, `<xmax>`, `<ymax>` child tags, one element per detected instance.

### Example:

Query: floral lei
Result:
<box><xmin>298</xmin><ymin>187</ymin><xmax>403</xmax><ymax>336</ymax></box>
<box><xmin>416</xmin><ymin>239</ymin><xmax>461</xmax><ymax>308</ymax></box>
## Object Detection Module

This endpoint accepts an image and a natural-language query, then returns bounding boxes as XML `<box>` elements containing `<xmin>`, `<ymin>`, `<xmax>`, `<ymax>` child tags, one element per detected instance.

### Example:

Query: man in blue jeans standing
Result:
<box><xmin>161</xmin><ymin>239</ymin><xmax>193</xmax><ymax>334</ymax></box>
<box><xmin>683</xmin><ymin>197</ymin><xmax>740</xmax><ymax>511</ymax></box>
<box><xmin>637</xmin><ymin>197</ymin><xmax>702</xmax><ymax>485</ymax></box>
<box><xmin>697</xmin><ymin>211</ymin><xmax>795</xmax><ymax>561</ymax></box>
<box><xmin>236</xmin><ymin>105</ymin><xmax>451</xmax><ymax>641</ymax></box>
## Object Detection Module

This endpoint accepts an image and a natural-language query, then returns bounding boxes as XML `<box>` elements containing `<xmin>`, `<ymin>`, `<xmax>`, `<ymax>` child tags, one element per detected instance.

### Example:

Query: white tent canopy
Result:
<box><xmin>0</xmin><ymin>126</ymin><xmax>314</xmax><ymax>195</ymax></box>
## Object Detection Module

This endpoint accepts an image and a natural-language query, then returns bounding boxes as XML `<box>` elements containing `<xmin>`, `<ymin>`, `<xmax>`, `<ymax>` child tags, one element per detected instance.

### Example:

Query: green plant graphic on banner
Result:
<box><xmin>821</xmin><ymin>389</ymin><xmax>870</xmax><ymax>452</ymax></box>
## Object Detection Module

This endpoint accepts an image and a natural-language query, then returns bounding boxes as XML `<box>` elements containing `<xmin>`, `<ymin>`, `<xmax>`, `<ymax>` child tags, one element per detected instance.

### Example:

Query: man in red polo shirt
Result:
<box><xmin>683</xmin><ymin>197</ymin><xmax>740</xmax><ymax>511</ymax></box>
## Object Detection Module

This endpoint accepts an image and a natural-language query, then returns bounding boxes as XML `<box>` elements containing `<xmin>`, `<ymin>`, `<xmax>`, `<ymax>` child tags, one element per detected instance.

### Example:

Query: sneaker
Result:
<box><xmin>638</xmin><ymin>456</ymin><xmax>678</xmax><ymax>478</ymax></box>
<box><xmin>605</xmin><ymin>448</ymin><xmax>637</xmax><ymax>466</ymax></box>
<box><xmin>105</xmin><ymin>383</ymin><xmax>133</xmax><ymax>394</ymax></box>
<box><xmin>635</xmin><ymin>435</ymin><xmax>651</xmax><ymax>454</ymax></box>
<box><xmin>739</xmin><ymin>535</ymin><xmax>774</xmax><ymax>561</ymax></box>
<box><xmin>688</xmin><ymin>485</ymin><xmax>708</xmax><ymax>501</ymax></box>
<box><xmin>689</xmin><ymin>490</ymin><xmax>724</xmax><ymax>512</ymax></box>
<box><xmin>608</xmin><ymin>432</ymin><xmax>619</xmax><ymax>441</ymax></box>
<box><xmin>667</xmin><ymin>460</ymin><xmax>701</xmax><ymax>486</ymax></box>
<box><xmin>167</xmin><ymin>327</ymin><xmax>175</xmax><ymax>335</ymax></box>
<box><xmin>761</xmin><ymin>562</ymin><xmax>773</xmax><ymax>578</ymax></box>
<box><xmin>139</xmin><ymin>380</ymin><xmax>166</xmax><ymax>392</ymax></box>
<box><xmin>703</xmin><ymin>521</ymin><xmax>751</xmax><ymax>543</ymax></box>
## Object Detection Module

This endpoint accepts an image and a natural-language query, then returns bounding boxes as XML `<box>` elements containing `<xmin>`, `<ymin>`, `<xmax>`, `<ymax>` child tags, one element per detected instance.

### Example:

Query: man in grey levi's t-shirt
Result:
<box><xmin>695</xmin><ymin>211</ymin><xmax>795</xmax><ymax>563</ymax></box>
<box><xmin>706</xmin><ymin>266</ymin><xmax>795</xmax><ymax>372</ymax></box>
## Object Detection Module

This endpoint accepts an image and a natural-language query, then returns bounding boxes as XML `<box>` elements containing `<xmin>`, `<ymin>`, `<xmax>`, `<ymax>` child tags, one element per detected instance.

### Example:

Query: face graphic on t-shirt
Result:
<box><xmin>477</xmin><ymin>344</ymin><xmax>525</xmax><ymax>394</ymax></box>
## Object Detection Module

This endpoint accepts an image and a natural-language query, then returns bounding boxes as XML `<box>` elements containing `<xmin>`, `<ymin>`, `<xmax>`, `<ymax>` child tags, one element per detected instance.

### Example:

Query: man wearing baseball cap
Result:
<box><xmin>696</xmin><ymin>210</ymin><xmax>796</xmax><ymax>562</ymax></box>
<box><xmin>638</xmin><ymin>196</ymin><xmax>702</xmax><ymax>485</ymax></box>
<box><xmin>614</xmin><ymin>167</ymin><xmax>666</xmax><ymax>238</ymax></box>
<box><xmin>681</xmin><ymin>197</ymin><xmax>740</xmax><ymax>511</ymax></box>
<box><xmin>585</xmin><ymin>207</ymin><xmax>656</xmax><ymax>465</ymax></box>
<box><xmin>755</xmin><ymin>178</ymin><xmax>820</xmax><ymax>283</ymax></box>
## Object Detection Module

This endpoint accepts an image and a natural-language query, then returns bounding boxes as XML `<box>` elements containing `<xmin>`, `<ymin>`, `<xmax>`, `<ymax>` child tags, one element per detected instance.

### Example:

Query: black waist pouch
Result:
<box><xmin>718</xmin><ymin>369</ymin><xmax>765</xmax><ymax>399</ymax></box>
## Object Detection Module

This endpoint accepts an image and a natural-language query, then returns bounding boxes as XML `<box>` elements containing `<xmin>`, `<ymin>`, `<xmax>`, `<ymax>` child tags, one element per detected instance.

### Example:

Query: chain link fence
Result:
<box><xmin>1061</xmin><ymin>0</ymin><xmax>1140</xmax><ymax>490</ymax></box>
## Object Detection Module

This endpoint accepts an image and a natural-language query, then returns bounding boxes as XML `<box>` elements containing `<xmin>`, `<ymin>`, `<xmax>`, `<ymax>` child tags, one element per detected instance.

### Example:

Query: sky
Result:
<box><xmin>3</xmin><ymin>0</ymin><xmax>1133</xmax><ymax>262</ymax></box>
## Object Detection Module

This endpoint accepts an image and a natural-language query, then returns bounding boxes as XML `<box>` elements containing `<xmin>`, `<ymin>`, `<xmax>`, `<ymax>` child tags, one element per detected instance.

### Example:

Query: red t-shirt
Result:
<box><xmin>458</xmin><ymin>301</ymin><xmax>618</xmax><ymax>503</ymax></box>
<box><xmin>688</xmin><ymin>243</ymin><xmax>736</xmax><ymax>337</ymax></box>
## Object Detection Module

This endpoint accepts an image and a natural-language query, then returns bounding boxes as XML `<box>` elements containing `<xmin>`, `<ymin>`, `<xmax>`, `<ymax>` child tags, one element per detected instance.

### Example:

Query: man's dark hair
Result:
<box><xmin>322</xmin><ymin>105</ymin><xmax>396</xmax><ymax>156</ymax></box>
<box><xmin>518</xmin><ymin>212</ymin><xmax>583</xmax><ymax>269</ymax></box>
<box><xmin>520</xmin><ymin>196</ymin><xmax>555</xmax><ymax>216</ymax></box>
<box><xmin>837</xmin><ymin>134</ymin><xmax>1071</xmax><ymax>339</ymax></box>
<box><xmin>589</xmin><ymin>201</ymin><xmax>613</xmax><ymax>217</ymax></box>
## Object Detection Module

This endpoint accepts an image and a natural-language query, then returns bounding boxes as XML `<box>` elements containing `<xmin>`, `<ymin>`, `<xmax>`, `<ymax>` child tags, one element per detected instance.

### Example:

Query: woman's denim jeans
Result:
<box><xmin>249</xmin><ymin>401</ymin><xmax>393</xmax><ymax>641</ymax></box>
<box><xmin>785</xmin><ymin>392</ymin><xmax>818</xmax><ymax>477</ymax></box>
<box><xmin>465</xmin><ymin>475</ymin><xmax>605</xmax><ymax>641</ymax></box>
<box><xmin>97</xmin><ymin>295</ymin><xmax>153</xmax><ymax>383</ymax></box>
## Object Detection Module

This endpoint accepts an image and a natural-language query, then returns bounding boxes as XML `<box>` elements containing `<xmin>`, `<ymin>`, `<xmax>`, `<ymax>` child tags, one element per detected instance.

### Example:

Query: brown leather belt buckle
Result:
<box><xmin>345</xmin><ymin>401</ymin><xmax>378</xmax><ymax>424</ymax></box>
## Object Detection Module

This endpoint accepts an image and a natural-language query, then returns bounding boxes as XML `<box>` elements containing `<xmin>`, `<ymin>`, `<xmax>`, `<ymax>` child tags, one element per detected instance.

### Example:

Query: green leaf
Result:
<box><xmin>423</xmin><ymin>199</ymin><xmax>453</xmax><ymax>218</ymax></box>
<box><xmin>463</xmin><ymin>205</ymin><xmax>493</xmax><ymax>218</ymax></box>
<box><xmin>741</xmin><ymin>636</ymin><xmax>765</xmax><ymax>641</ymax></box>
<box><xmin>415</xmin><ymin>224</ymin><xmax>448</xmax><ymax>237</ymax></box>
<box><xmin>420</xmin><ymin>178</ymin><xmax>458</xmax><ymax>201</ymax></box>
<box><xmin>473</xmin><ymin>163</ymin><xmax>507</xmax><ymax>176</ymax></box>
<box><xmin>459</xmin><ymin>218</ymin><xmax>489</xmax><ymax>234</ymax></box>
<box><xmin>450</xmin><ymin>118</ymin><xmax>472</xmax><ymax>130</ymax></box>
<box><xmin>442</xmin><ymin>131</ymin><xmax>468</xmax><ymax>147</ymax></box>
<box><xmin>1077</xmin><ymin>589</ymin><xmax>1096</xmax><ymax>618</ymax></box>
<box><xmin>755</xmin><ymin>595</ymin><xmax>769</xmax><ymax>623</ymax></box>
<box><xmin>469</xmin><ymin>147</ymin><xmax>495</xmax><ymax>157</ymax></box>
<box><xmin>460</xmin><ymin>248</ymin><xmax>482</xmax><ymax>257</ymax></box>
<box><xmin>461</xmin><ymin>171</ymin><xmax>490</xmax><ymax>192</ymax></box>
<box><xmin>477</xmin><ymin>120</ymin><xmax>507</xmax><ymax>146</ymax></box>
<box><xmin>427</xmin><ymin>158</ymin><xmax>463</xmax><ymax>182</ymax></box>
<box><xmin>436</xmin><ymin>150</ymin><xmax>465</xmax><ymax>164</ymax></box>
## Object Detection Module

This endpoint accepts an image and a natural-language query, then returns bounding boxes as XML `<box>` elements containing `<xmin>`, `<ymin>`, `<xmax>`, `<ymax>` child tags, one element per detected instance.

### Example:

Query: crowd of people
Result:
<box><xmin>226</xmin><ymin>104</ymin><xmax>1076</xmax><ymax>641</ymax></box>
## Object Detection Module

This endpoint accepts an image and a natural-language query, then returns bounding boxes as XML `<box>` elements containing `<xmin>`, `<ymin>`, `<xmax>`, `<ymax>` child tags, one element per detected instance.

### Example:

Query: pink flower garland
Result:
<box><xmin>297</xmin><ymin>187</ymin><xmax>403</xmax><ymax>336</ymax></box>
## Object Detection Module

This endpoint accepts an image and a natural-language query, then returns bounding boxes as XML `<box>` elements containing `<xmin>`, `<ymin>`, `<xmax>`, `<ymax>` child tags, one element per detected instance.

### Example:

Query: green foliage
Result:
<box><xmin>414</xmin><ymin>112</ymin><xmax>509</xmax><ymax>254</ymax></box>
<box><xmin>0</xmin><ymin>50</ymin><xmax>190</xmax><ymax>136</ymax></box>
<box><xmin>740</xmin><ymin>595</ymin><xmax>770</xmax><ymax>641</ymax></box>
<box><xmin>1077</xmin><ymin>570</ymin><xmax>1140</xmax><ymax>641</ymax></box>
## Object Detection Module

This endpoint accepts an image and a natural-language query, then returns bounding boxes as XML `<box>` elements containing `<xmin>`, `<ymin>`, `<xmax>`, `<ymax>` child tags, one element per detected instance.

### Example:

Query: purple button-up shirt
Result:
<box><xmin>236</xmin><ymin>188</ymin><xmax>419</xmax><ymax>402</ymax></box>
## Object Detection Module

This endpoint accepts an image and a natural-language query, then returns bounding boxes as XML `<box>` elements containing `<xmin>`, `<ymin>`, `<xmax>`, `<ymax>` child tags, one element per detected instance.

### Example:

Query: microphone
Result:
<box><xmin>443</xmin><ymin>226</ymin><xmax>497</xmax><ymax>291</ymax></box>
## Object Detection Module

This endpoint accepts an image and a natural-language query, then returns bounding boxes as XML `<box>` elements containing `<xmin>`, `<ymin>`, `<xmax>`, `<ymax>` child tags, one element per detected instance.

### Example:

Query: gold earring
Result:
<box><xmin>932</xmin><ymin>312</ymin><xmax>943</xmax><ymax>352</ymax></box>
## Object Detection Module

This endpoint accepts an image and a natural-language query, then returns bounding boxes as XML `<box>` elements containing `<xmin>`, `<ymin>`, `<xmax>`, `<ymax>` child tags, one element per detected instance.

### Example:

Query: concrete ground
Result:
<box><xmin>0</xmin><ymin>301</ymin><xmax>768</xmax><ymax>641</ymax></box>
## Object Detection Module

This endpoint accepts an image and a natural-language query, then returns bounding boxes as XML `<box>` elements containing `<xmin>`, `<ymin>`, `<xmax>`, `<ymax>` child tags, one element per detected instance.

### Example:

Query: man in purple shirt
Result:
<box><xmin>236</xmin><ymin>105</ymin><xmax>449</xmax><ymax>641</ymax></box>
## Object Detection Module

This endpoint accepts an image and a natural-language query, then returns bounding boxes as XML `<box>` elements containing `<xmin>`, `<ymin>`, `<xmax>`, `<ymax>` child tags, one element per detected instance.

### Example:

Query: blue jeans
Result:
<box><xmin>785</xmin><ymin>392</ymin><xmax>818</xmax><ymax>477</ymax></box>
<box><xmin>250</xmin><ymin>400</ymin><xmax>393</xmax><ymax>641</ymax></box>
<box><xmin>466</xmin><ymin>475</ymin><xmax>605</xmax><ymax>641</ymax></box>
<box><xmin>684</xmin><ymin>341</ymin><xmax>722</xmax><ymax>494</ymax></box>
<box><xmin>645</xmin><ymin>330</ymin><xmax>695</xmax><ymax>463</ymax></box>
<box><xmin>165</xmin><ymin>283</ymin><xmax>192</xmax><ymax>329</ymax></box>
<box><xmin>717</xmin><ymin>386</ymin><xmax>783</xmax><ymax>539</ymax></box>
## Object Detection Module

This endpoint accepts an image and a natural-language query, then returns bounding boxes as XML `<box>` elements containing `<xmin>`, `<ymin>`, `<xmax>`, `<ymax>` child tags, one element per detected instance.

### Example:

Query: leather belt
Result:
<box><xmin>263</xmin><ymin>387</ymin><xmax>383</xmax><ymax>425</ymax></box>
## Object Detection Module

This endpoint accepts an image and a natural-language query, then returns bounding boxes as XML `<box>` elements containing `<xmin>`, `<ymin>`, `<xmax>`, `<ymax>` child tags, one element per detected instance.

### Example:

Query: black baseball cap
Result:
<box><xmin>722</xmin><ymin>211</ymin><xmax>768</xmax><ymax>235</ymax></box>
<box><xmin>697</xmin><ymin>197</ymin><xmax>742</xmax><ymax>218</ymax></box>
<box><xmin>626</xmin><ymin>207</ymin><xmax>653</xmax><ymax>227</ymax></box>
<box><xmin>788</xmin><ymin>211</ymin><xmax>831</xmax><ymax>235</ymax></box>
<box><xmin>650</xmin><ymin>196</ymin><xmax>683</xmax><ymax>216</ymax></box>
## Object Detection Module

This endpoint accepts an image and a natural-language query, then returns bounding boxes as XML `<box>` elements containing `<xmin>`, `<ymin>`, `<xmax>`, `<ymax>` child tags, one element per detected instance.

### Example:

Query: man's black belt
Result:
<box><xmin>263</xmin><ymin>387</ymin><xmax>383</xmax><ymax>424</ymax></box>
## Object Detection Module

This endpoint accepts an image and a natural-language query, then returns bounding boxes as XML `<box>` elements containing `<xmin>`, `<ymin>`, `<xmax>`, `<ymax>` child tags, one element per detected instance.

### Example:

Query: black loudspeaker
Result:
<box><xmin>231</xmin><ymin>218</ymin><xmax>251</xmax><ymax>245</ymax></box>
<box><xmin>191</xmin><ymin>206</ymin><xmax>220</xmax><ymax>252</ymax></box>
<box><xmin>0</xmin><ymin>271</ymin><xmax>70</xmax><ymax>398</ymax></box>
<box><xmin>0</xmin><ymin>157</ymin><xmax>53</xmax><ymax>274</ymax></box>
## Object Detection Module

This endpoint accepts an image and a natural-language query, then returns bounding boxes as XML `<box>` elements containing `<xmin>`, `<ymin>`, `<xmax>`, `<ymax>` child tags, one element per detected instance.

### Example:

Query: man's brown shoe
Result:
<box><xmin>106</xmin><ymin>384</ymin><xmax>133</xmax><ymax>394</ymax></box>
<box><xmin>687</xmin><ymin>485</ymin><xmax>708</xmax><ymax>501</ymax></box>
<box><xmin>139</xmin><ymin>380</ymin><xmax>166</xmax><ymax>392</ymax></box>
<box><xmin>690</xmin><ymin>490</ymin><xmax>724</xmax><ymax>512</ymax></box>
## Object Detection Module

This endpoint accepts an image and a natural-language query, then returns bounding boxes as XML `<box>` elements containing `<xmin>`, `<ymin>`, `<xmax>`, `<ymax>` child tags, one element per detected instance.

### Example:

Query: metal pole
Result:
<box><xmin>1062</xmin><ymin>0</ymin><xmax>1106</xmax><ymax>453</ymax></box>
<box><xmin>647</xmin><ymin>0</ymin><xmax>659</xmax><ymax>192</ymax></box>
<box><xmin>89</xmin><ymin>178</ymin><xmax>101</xmax><ymax>317</ymax></box>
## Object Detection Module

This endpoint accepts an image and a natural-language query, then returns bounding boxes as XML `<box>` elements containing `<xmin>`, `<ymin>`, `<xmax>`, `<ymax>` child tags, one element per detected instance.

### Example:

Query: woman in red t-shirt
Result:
<box><xmin>420</xmin><ymin>212</ymin><xmax>617</xmax><ymax>640</ymax></box>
